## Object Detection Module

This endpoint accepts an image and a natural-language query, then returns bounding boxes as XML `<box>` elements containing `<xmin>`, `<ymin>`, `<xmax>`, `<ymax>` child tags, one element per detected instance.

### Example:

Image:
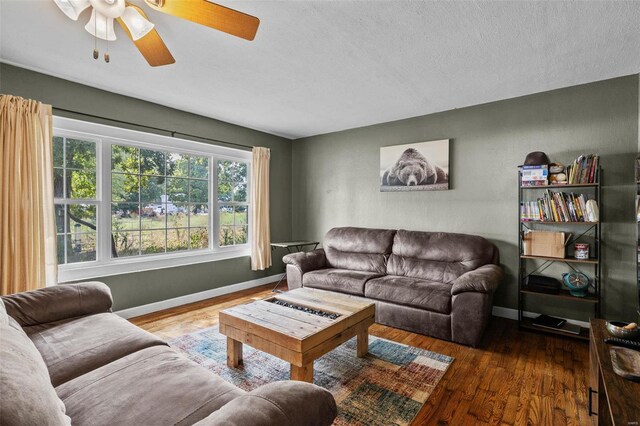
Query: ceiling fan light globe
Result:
<box><xmin>121</xmin><ymin>6</ymin><xmax>155</xmax><ymax>41</ymax></box>
<box><xmin>52</xmin><ymin>0</ymin><xmax>90</xmax><ymax>20</ymax></box>
<box><xmin>85</xmin><ymin>9</ymin><xmax>117</xmax><ymax>41</ymax></box>
<box><xmin>88</xmin><ymin>0</ymin><xmax>125</xmax><ymax>19</ymax></box>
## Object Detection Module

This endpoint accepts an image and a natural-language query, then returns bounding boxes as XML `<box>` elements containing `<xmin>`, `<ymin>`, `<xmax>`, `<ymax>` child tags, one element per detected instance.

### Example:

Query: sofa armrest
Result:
<box><xmin>451</xmin><ymin>264</ymin><xmax>503</xmax><ymax>296</ymax></box>
<box><xmin>193</xmin><ymin>381</ymin><xmax>337</xmax><ymax>426</ymax></box>
<box><xmin>283</xmin><ymin>249</ymin><xmax>326</xmax><ymax>273</ymax></box>
<box><xmin>1</xmin><ymin>281</ymin><xmax>113</xmax><ymax>327</ymax></box>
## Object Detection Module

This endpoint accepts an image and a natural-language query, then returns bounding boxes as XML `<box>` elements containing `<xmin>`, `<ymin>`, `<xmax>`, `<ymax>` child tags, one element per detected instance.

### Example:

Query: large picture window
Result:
<box><xmin>53</xmin><ymin>117</ymin><xmax>251</xmax><ymax>282</ymax></box>
<box><xmin>111</xmin><ymin>145</ymin><xmax>210</xmax><ymax>257</ymax></box>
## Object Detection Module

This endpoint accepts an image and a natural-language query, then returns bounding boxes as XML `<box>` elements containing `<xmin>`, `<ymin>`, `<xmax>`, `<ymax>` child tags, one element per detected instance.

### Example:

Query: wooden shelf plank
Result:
<box><xmin>520</xmin><ymin>318</ymin><xmax>589</xmax><ymax>340</ymax></box>
<box><xmin>520</xmin><ymin>255</ymin><xmax>598</xmax><ymax>264</ymax></box>
<box><xmin>520</xmin><ymin>221</ymin><xmax>599</xmax><ymax>225</ymax></box>
<box><xmin>520</xmin><ymin>183</ymin><xmax>598</xmax><ymax>189</ymax></box>
<box><xmin>520</xmin><ymin>288</ymin><xmax>599</xmax><ymax>303</ymax></box>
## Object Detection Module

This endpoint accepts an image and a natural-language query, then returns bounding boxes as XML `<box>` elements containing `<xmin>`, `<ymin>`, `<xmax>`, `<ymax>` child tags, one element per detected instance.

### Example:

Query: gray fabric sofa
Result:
<box><xmin>284</xmin><ymin>227</ymin><xmax>503</xmax><ymax>347</ymax></box>
<box><xmin>0</xmin><ymin>282</ymin><xmax>337</xmax><ymax>426</ymax></box>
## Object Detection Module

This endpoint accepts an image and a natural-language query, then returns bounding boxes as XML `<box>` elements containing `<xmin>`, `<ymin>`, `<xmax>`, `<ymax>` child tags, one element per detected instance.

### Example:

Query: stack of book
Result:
<box><xmin>520</xmin><ymin>190</ymin><xmax>596</xmax><ymax>222</ymax></box>
<box><xmin>521</xmin><ymin>165</ymin><xmax>548</xmax><ymax>187</ymax></box>
<box><xmin>567</xmin><ymin>154</ymin><xmax>599</xmax><ymax>184</ymax></box>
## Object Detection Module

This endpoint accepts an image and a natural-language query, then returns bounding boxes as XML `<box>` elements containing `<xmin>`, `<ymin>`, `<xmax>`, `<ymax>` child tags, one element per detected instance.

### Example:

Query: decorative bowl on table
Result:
<box><xmin>606</xmin><ymin>321</ymin><xmax>639</xmax><ymax>339</ymax></box>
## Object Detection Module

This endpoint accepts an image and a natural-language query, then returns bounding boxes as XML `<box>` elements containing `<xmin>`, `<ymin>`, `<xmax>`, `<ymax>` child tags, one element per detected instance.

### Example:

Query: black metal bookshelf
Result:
<box><xmin>517</xmin><ymin>168</ymin><xmax>602</xmax><ymax>340</ymax></box>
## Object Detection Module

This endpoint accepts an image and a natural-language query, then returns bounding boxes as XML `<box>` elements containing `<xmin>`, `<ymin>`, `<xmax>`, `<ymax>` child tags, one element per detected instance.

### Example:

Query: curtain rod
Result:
<box><xmin>52</xmin><ymin>107</ymin><xmax>253</xmax><ymax>152</ymax></box>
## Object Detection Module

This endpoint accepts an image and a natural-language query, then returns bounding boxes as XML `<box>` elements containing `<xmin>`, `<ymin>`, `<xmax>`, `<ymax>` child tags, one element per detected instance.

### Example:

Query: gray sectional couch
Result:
<box><xmin>284</xmin><ymin>227</ymin><xmax>503</xmax><ymax>346</ymax></box>
<box><xmin>0</xmin><ymin>281</ymin><xmax>337</xmax><ymax>426</ymax></box>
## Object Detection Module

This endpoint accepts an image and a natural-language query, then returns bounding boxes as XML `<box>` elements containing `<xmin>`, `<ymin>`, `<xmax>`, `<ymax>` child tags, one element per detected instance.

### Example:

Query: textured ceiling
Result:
<box><xmin>1</xmin><ymin>1</ymin><xmax>639</xmax><ymax>139</ymax></box>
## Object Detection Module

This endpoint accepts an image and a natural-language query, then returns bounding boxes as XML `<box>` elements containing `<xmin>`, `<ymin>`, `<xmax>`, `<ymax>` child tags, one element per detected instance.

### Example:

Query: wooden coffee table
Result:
<box><xmin>219</xmin><ymin>287</ymin><xmax>375</xmax><ymax>382</ymax></box>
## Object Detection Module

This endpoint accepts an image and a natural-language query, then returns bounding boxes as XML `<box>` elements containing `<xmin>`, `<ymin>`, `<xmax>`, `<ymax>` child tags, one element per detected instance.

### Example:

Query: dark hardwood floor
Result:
<box><xmin>130</xmin><ymin>283</ymin><xmax>590</xmax><ymax>425</ymax></box>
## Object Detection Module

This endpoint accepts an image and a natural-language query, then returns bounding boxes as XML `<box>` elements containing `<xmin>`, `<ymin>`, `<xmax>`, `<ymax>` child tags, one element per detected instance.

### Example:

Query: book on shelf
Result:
<box><xmin>521</xmin><ymin>165</ymin><xmax>548</xmax><ymax>186</ymax></box>
<box><xmin>520</xmin><ymin>190</ymin><xmax>598</xmax><ymax>222</ymax></box>
<box><xmin>567</xmin><ymin>154</ymin><xmax>599</xmax><ymax>184</ymax></box>
<box><xmin>532</xmin><ymin>314</ymin><xmax>566</xmax><ymax>329</ymax></box>
<box><xmin>530</xmin><ymin>315</ymin><xmax>582</xmax><ymax>335</ymax></box>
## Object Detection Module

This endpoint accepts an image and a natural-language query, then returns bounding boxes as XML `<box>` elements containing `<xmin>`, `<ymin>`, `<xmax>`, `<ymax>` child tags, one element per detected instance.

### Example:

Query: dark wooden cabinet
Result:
<box><xmin>588</xmin><ymin>319</ymin><xmax>640</xmax><ymax>425</ymax></box>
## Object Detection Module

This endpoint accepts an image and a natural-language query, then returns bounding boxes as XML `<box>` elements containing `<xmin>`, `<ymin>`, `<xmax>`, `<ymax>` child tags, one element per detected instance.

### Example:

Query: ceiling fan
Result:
<box><xmin>52</xmin><ymin>0</ymin><xmax>260</xmax><ymax>67</ymax></box>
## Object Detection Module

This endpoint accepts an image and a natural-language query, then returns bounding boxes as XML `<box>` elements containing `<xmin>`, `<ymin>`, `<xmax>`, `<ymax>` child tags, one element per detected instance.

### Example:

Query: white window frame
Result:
<box><xmin>54</xmin><ymin>117</ymin><xmax>252</xmax><ymax>283</ymax></box>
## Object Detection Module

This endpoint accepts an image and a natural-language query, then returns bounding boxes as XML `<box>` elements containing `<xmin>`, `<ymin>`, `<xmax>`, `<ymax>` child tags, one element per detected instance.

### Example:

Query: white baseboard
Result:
<box><xmin>115</xmin><ymin>273</ymin><xmax>284</xmax><ymax>319</ymax></box>
<box><xmin>116</xmin><ymin>280</ymin><xmax>590</xmax><ymax>329</ymax></box>
<box><xmin>492</xmin><ymin>305</ymin><xmax>590</xmax><ymax>328</ymax></box>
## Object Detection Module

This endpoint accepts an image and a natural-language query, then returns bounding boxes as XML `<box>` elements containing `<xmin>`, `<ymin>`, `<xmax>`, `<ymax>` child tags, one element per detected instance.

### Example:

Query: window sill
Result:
<box><xmin>58</xmin><ymin>247</ymin><xmax>251</xmax><ymax>283</ymax></box>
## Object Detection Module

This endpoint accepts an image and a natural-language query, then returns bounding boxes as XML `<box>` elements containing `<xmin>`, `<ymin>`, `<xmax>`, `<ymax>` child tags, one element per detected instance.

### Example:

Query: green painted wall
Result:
<box><xmin>3</xmin><ymin>62</ymin><xmax>638</xmax><ymax>321</ymax></box>
<box><xmin>0</xmin><ymin>63</ymin><xmax>292</xmax><ymax>310</ymax></box>
<box><xmin>292</xmin><ymin>75</ymin><xmax>640</xmax><ymax>322</ymax></box>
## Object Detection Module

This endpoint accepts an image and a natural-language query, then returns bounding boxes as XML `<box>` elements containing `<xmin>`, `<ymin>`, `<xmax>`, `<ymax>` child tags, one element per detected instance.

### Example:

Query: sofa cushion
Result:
<box><xmin>0</xmin><ymin>300</ymin><xmax>71</xmax><ymax>426</ymax></box>
<box><xmin>324</xmin><ymin>227</ymin><xmax>396</xmax><ymax>273</ymax></box>
<box><xmin>24</xmin><ymin>312</ymin><xmax>166</xmax><ymax>387</ymax></box>
<box><xmin>56</xmin><ymin>345</ymin><xmax>245</xmax><ymax>426</ymax></box>
<box><xmin>364</xmin><ymin>275</ymin><xmax>452</xmax><ymax>314</ymax></box>
<box><xmin>387</xmin><ymin>230</ymin><xmax>499</xmax><ymax>283</ymax></box>
<box><xmin>303</xmin><ymin>269</ymin><xmax>383</xmax><ymax>296</ymax></box>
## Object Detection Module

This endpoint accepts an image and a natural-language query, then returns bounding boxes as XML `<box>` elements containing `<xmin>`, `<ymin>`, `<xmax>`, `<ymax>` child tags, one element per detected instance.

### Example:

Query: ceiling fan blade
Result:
<box><xmin>117</xmin><ymin>7</ymin><xmax>175</xmax><ymax>67</ymax></box>
<box><xmin>144</xmin><ymin>0</ymin><xmax>259</xmax><ymax>41</ymax></box>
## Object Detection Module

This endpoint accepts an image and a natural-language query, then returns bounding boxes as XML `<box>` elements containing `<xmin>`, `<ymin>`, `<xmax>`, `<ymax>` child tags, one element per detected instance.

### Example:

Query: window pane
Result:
<box><xmin>141</xmin><ymin>207</ymin><xmax>166</xmax><ymax>230</ymax></box>
<box><xmin>112</xmin><ymin>231</ymin><xmax>140</xmax><ymax>258</ymax></box>
<box><xmin>140</xmin><ymin>176</ymin><xmax>165</xmax><ymax>203</ymax></box>
<box><xmin>142</xmin><ymin>230</ymin><xmax>166</xmax><ymax>255</ymax></box>
<box><xmin>53</xmin><ymin>137</ymin><xmax>64</xmax><ymax>167</ymax></box>
<box><xmin>53</xmin><ymin>168</ymin><xmax>64</xmax><ymax>198</ymax></box>
<box><xmin>66</xmin><ymin>233</ymin><xmax>96</xmax><ymax>263</ymax></box>
<box><xmin>112</xmin><ymin>203</ymin><xmax>140</xmax><ymax>230</ymax></box>
<box><xmin>236</xmin><ymin>162</ymin><xmax>247</xmax><ymax>182</ymax></box>
<box><xmin>141</xmin><ymin>149</ymin><xmax>165</xmax><ymax>176</ymax></box>
<box><xmin>218</xmin><ymin>160</ymin><xmax>232</xmax><ymax>181</ymax></box>
<box><xmin>68</xmin><ymin>170</ymin><xmax>96</xmax><ymax>199</ymax></box>
<box><xmin>112</xmin><ymin>173</ymin><xmax>139</xmax><ymax>202</ymax></box>
<box><xmin>219</xmin><ymin>205</ymin><xmax>233</xmax><ymax>226</ymax></box>
<box><xmin>166</xmin><ymin>177</ymin><xmax>188</xmax><ymax>202</ymax></box>
<box><xmin>167</xmin><ymin>228</ymin><xmax>189</xmax><ymax>252</ymax></box>
<box><xmin>112</xmin><ymin>145</ymin><xmax>139</xmax><ymax>173</ymax></box>
<box><xmin>219</xmin><ymin>225</ymin><xmax>234</xmax><ymax>246</ymax></box>
<box><xmin>217</xmin><ymin>160</ymin><xmax>246</xmax><ymax>183</ymax></box>
<box><xmin>190</xmin><ymin>156</ymin><xmax>208</xmax><ymax>179</ymax></box>
<box><xmin>217</xmin><ymin>180</ymin><xmax>232</xmax><ymax>202</ymax></box>
<box><xmin>233</xmin><ymin>182</ymin><xmax>247</xmax><ymax>202</ymax></box>
<box><xmin>166</xmin><ymin>153</ymin><xmax>188</xmax><ymax>177</ymax></box>
<box><xmin>234</xmin><ymin>205</ymin><xmax>247</xmax><ymax>226</ymax></box>
<box><xmin>234</xmin><ymin>226</ymin><xmax>248</xmax><ymax>245</ymax></box>
<box><xmin>66</xmin><ymin>139</ymin><xmax>96</xmax><ymax>170</ymax></box>
<box><xmin>167</xmin><ymin>206</ymin><xmax>189</xmax><ymax>228</ymax></box>
<box><xmin>56</xmin><ymin>235</ymin><xmax>65</xmax><ymax>265</ymax></box>
<box><xmin>190</xmin><ymin>227</ymin><xmax>209</xmax><ymax>249</ymax></box>
<box><xmin>189</xmin><ymin>204</ymin><xmax>208</xmax><ymax>228</ymax></box>
<box><xmin>55</xmin><ymin>204</ymin><xmax>65</xmax><ymax>234</ymax></box>
<box><xmin>189</xmin><ymin>180</ymin><xmax>208</xmax><ymax>203</ymax></box>
<box><xmin>67</xmin><ymin>204</ymin><xmax>96</xmax><ymax>233</ymax></box>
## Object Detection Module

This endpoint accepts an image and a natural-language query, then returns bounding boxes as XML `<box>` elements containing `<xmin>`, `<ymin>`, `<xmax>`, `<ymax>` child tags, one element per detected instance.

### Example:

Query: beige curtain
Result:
<box><xmin>0</xmin><ymin>95</ymin><xmax>57</xmax><ymax>295</ymax></box>
<box><xmin>250</xmin><ymin>147</ymin><xmax>272</xmax><ymax>270</ymax></box>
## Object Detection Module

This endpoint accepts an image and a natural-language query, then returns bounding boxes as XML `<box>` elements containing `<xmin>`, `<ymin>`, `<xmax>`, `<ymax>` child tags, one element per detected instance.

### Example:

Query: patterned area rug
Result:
<box><xmin>169</xmin><ymin>326</ymin><xmax>453</xmax><ymax>425</ymax></box>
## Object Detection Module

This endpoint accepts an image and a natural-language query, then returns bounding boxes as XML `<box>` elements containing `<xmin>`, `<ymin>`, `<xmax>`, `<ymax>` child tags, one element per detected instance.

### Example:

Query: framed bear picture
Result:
<box><xmin>380</xmin><ymin>139</ymin><xmax>450</xmax><ymax>191</ymax></box>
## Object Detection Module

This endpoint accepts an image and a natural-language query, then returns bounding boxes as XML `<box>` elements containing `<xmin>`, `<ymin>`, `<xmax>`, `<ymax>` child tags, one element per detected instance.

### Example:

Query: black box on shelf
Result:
<box><xmin>524</xmin><ymin>275</ymin><xmax>561</xmax><ymax>294</ymax></box>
